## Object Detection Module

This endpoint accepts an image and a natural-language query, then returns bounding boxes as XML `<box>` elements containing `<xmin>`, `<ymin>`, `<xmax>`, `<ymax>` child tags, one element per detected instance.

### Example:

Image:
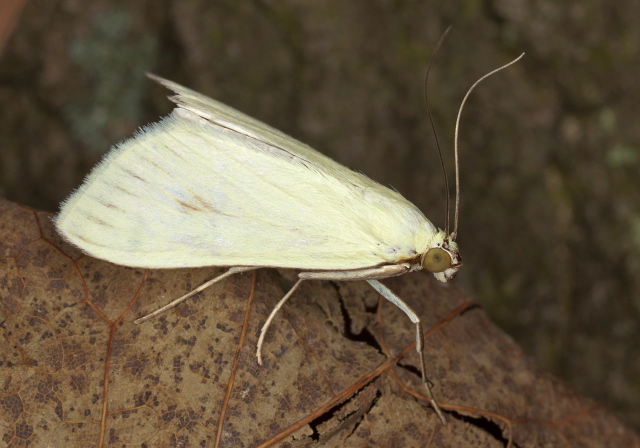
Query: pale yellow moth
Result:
<box><xmin>55</xmin><ymin>55</ymin><xmax>522</xmax><ymax>424</ymax></box>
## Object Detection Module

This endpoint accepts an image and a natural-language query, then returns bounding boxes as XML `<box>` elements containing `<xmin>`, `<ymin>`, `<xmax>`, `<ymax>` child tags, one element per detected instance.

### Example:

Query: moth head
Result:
<box><xmin>421</xmin><ymin>236</ymin><xmax>462</xmax><ymax>283</ymax></box>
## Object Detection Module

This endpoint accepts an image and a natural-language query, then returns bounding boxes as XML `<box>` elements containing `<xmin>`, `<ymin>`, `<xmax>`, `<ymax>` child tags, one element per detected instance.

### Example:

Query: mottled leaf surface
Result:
<box><xmin>1</xmin><ymin>197</ymin><xmax>638</xmax><ymax>447</ymax></box>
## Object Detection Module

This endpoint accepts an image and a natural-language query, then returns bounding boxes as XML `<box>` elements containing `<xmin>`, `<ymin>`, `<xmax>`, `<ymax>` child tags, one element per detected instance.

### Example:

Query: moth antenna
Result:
<box><xmin>424</xmin><ymin>25</ymin><xmax>452</xmax><ymax>235</ymax></box>
<box><xmin>451</xmin><ymin>52</ymin><xmax>525</xmax><ymax>240</ymax></box>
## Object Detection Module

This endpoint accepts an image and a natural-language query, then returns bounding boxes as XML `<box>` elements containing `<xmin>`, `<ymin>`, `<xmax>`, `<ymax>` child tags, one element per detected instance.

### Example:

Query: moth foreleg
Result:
<box><xmin>366</xmin><ymin>279</ymin><xmax>446</xmax><ymax>425</ymax></box>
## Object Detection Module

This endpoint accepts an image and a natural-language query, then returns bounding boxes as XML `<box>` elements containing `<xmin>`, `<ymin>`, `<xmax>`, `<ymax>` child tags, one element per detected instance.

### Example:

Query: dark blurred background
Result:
<box><xmin>1</xmin><ymin>0</ymin><xmax>638</xmax><ymax>429</ymax></box>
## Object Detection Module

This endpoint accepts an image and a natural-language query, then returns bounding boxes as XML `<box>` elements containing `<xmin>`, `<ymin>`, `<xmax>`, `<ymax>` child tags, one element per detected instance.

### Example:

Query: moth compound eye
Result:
<box><xmin>422</xmin><ymin>248</ymin><xmax>452</xmax><ymax>273</ymax></box>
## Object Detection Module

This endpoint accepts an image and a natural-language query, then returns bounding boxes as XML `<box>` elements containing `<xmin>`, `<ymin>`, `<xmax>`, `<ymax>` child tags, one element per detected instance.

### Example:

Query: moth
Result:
<box><xmin>56</xmin><ymin>55</ymin><xmax>521</xmax><ymax>423</ymax></box>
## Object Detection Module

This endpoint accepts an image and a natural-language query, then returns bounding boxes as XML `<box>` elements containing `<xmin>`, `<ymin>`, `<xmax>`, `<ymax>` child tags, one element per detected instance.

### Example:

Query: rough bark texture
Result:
<box><xmin>1</xmin><ymin>198</ymin><xmax>638</xmax><ymax>447</ymax></box>
<box><xmin>0</xmin><ymin>0</ymin><xmax>639</xmax><ymax>439</ymax></box>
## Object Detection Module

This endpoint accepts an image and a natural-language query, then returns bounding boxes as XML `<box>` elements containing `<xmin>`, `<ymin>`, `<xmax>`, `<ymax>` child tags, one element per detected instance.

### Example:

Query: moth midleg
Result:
<box><xmin>256</xmin><ymin>278</ymin><xmax>305</xmax><ymax>365</ymax></box>
<box><xmin>256</xmin><ymin>265</ymin><xmax>409</xmax><ymax>363</ymax></box>
<box><xmin>366</xmin><ymin>279</ymin><xmax>446</xmax><ymax>424</ymax></box>
<box><xmin>298</xmin><ymin>263</ymin><xmax>410</xmax><ymax>281</ymax></box>
<box><xmin>133</xmin><ymin>266</ymin><xmax>258</xmax><ymax>324</ymax></box>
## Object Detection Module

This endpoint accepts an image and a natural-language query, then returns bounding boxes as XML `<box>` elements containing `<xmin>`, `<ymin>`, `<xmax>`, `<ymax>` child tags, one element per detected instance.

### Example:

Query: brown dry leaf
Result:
<box><xmin>0</xmin><ymin>196</ymin><xmax>638</xmax><ymax>448</ymax></box>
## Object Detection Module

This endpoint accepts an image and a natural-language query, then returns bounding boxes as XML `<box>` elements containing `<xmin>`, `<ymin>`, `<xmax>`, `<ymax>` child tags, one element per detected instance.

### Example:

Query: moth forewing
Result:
<box><xmin>56</xmin><ymin>105</ymin><xmax>444</xmax><ymax>272</ymax></box>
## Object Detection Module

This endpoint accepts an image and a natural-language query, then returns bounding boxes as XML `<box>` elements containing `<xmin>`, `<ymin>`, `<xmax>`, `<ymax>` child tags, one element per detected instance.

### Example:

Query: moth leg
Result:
<box><xmin>367</xmin><ymin>279</ymin><xmax>447</xmax><ymax>425</ymax></box>
<box><xmin>256</xmin><ymin>278</ymin><xmax>304</xmax><ymax>365</ymax></box>
<box><xmin>255</xmin><ymin>265</ymin><xmax>408</xmax><ymax>364</ymax></box>
<box><xmin>134</xmin><ymin>266</ymin><xmax>258</xmax><ymax>324</ymax></box>
<box><xmin>298</xmin><ymin>263</ymin><xmax>410</xmax><ymax>281</ymax></box>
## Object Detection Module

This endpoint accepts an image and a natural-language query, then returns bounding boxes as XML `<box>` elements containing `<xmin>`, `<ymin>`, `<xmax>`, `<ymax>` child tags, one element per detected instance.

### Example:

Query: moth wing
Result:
<box><xmin>148</xmin><ymin>74</ymin><xmax>382</xmax><ymax>188</ymax></box>
<box><xmin>56</xmin><ymin>82</ymin><xmax>438</xmax><ymax>270</ymax></box>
